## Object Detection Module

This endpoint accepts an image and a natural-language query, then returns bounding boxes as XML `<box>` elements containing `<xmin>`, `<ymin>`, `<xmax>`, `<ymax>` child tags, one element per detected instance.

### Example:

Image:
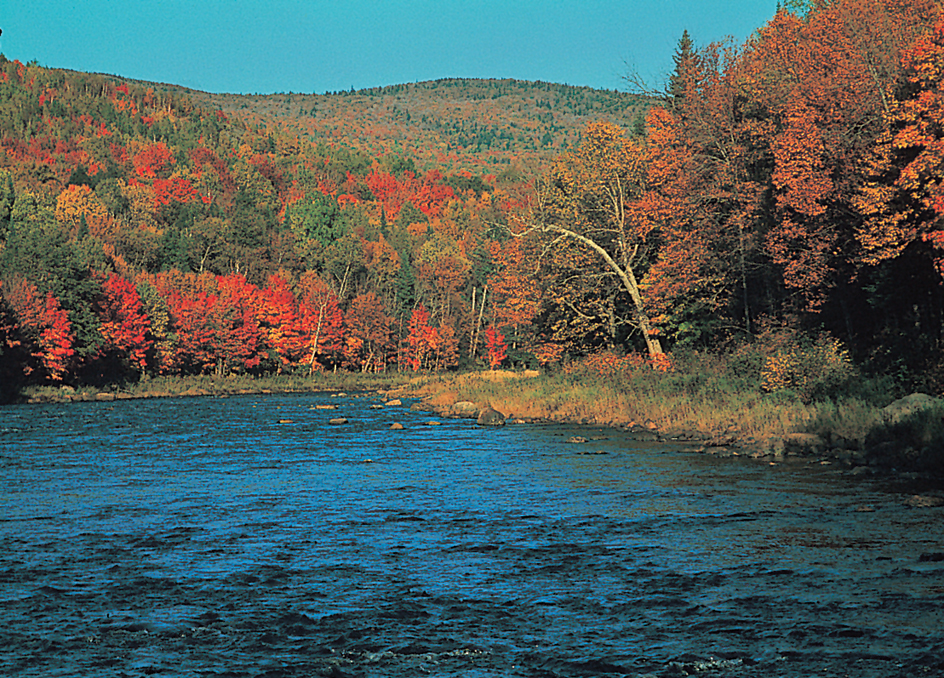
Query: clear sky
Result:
<box><xmin>1</xmin><ymin>1</ymin><xmax>779</xmax><ymax>95</ymax></box>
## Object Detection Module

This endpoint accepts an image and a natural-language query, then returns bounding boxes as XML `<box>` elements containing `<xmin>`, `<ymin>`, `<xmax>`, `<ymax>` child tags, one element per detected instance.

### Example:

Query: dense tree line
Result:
<box><xmin>3</xmin><ymin>0</ymin><xmax>944</xmax><ymax>399</ymax></box>
<box><xmin>511</xmin><ymin>0</ymin><xmax>944</xmax><ymax>392</ymax></box>
<box><xmin>0</xmin><ymin>56</ymin><xmax>534</xmax><ymax>398</ymax></box>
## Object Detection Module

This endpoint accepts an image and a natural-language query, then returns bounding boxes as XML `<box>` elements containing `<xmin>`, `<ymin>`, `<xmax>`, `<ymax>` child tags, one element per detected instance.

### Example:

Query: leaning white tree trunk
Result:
<box><xmin>506</xmin><ymin>121</ymin><xmax>665</xmax><ymax>360</ymax></box>
<box><xmin>540</xmin><ymin>223</ymin><xmax>664</xmax><ymax>358</ymax></box>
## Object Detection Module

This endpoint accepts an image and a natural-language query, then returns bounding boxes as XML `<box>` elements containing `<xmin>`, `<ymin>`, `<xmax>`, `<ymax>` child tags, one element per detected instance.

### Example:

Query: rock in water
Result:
<box><xmin>477</xmin><ymin>407</ymin><xmax>506</xmax><ymax>427</ymax></box>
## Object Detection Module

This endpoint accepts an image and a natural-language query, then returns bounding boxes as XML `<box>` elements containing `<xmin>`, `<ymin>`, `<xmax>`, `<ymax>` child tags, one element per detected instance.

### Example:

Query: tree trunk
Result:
<box><xmin>545</xmin><ymin>224</ymin><xmax>664</xmax><ymax>357</ymax></box>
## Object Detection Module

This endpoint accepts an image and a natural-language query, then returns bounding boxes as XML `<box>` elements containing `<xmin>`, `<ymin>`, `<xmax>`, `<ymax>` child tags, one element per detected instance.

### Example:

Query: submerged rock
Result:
<box><xmin>906</xmin><ymin>495</ymin><xmax>944</xmax><ymax>508</ymax></box>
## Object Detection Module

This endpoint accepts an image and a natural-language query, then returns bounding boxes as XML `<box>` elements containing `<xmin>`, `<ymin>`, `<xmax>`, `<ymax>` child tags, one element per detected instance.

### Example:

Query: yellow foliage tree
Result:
<box><xmin>55</xmin><ymin>184</ymin><xmax>110</xmax><ymax>239</ymax></box>
<box><xmin>513</xmin><ymin>121</ymin><xmax>664</xmax><ymax>357</ymax></box>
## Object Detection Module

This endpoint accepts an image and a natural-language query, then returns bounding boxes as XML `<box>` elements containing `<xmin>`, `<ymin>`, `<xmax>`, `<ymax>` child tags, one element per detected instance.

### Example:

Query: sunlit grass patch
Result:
<box><xmin>404</xmin><ymin>349</ymin><xmax>894</xmax><ymax>442</ymax></box>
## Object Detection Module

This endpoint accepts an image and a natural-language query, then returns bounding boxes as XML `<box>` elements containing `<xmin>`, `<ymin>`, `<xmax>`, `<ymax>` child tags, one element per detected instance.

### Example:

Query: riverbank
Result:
<box><xmin>15</xmin><ymin>366</ymin><xmax>944</xmax><ymax>482</ymax></box>
<box><xmin>16</xmin><ymin>372</ymin><xmax>411</xmax><ymax>404</ymax></box>
<box><xmin>394</xmin><ymin>369</ymin><xmax>944</xmax><ymax>482</ymax></box>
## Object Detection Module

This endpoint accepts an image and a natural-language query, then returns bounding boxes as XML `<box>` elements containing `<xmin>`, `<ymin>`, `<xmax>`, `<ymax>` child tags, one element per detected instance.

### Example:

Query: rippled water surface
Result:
<box><xmin>1</xmin><ymin>392</ymin><xmax>943</xmax><ymax>677</ymax></box>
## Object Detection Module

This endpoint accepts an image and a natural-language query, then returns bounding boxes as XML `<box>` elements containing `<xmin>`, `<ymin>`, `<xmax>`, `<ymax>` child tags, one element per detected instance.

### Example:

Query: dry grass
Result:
<box><xmin>21</xmin><ymin>362</ymin><xmax>894</xmax><ymax>448</ymax></box>
<box><xmin>405</xmin><ymin>368</ymin><xmax>842</xmax><ymax>441</ymax></box>
<box><xmin>21</xmin><ymin>372</ymin><xmax>411</xmax><ymax>403</ymax></box>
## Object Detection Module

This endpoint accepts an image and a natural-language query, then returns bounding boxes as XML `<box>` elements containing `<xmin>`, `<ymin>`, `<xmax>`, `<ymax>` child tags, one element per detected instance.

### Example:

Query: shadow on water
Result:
<box><xmin>1</xmin><ymin>392</ymin><xmax>943</xmax><ymax>677</ymax></box>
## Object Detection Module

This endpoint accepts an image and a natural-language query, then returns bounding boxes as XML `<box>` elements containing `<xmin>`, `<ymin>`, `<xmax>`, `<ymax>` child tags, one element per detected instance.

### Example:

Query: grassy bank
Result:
<box><xmin>18</xmin><ymin>371</ymin><xmax>412</xmax><ymax>403</ymax></box>
<box><xmin>403</xmin><ymin>368</ymin><xmax>820</xmax><ymax>440</ymax></box>
<box><xmin>15</xmin><ymin>356</ymin><xmax>897</xmax><ymax>444</ymax></box>
<box><xmin>398</xmin><ymin>352</ymin><xmax>943</xmax><ymax>478</ymax></box>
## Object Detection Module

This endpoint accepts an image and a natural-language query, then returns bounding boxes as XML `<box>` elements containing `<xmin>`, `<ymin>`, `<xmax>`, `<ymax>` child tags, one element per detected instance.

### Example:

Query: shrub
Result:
<box><xmin>533</xmin><ymin>342</ymin><xmax>565</xmax><ymax>367</ymax></box>
<box><xmin>562</xmin><ymin>349</ymin><xmax>648</xmax><ymax>378</ymax></box>
<box><xmin>760</xmin><ymin>332</ymin><xmax>856</xmax><ymax>403</ymax></box>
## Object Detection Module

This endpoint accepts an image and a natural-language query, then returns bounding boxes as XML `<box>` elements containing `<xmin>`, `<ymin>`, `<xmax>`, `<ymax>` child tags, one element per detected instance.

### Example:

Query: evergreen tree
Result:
<box><xmin>666</xmin><ymin>30</ymin><xmax>697</xmax><ymax>109</ymax></box>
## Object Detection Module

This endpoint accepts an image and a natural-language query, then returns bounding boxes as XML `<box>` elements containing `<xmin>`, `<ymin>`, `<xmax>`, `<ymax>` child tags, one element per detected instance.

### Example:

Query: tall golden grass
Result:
<box><xmin>404</xmin><ymin>350</ymin><xmax>897</xmax><ymax>444</ymax></box>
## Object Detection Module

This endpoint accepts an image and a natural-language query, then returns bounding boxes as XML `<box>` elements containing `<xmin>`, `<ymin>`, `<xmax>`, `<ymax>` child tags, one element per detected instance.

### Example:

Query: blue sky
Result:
<box><xmin>1</xmin><ymin>1</ymin><xmax>779</xmax><ymax>94</ymax></box>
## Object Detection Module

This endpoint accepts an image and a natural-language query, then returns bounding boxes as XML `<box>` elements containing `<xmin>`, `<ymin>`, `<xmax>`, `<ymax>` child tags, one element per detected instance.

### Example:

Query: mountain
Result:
<box><xmin>144</xmin><ymin>78</ymin><xmax>653</xmax><ymax>176</ymax></box>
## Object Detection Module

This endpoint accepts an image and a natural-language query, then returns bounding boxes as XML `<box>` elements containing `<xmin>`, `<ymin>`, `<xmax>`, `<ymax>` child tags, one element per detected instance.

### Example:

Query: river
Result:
<box><xmin>1</xmin><ymin>392</ymin><xmax>942</xmax><ymax>677</ymax></box>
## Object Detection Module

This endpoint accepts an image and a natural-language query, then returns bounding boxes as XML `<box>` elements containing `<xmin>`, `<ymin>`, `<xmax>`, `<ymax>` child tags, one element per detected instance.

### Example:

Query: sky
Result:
<box><xmin>1</xmin><ymin>1</ymin><xmax>780</xmax><ymax>95</ymax></box>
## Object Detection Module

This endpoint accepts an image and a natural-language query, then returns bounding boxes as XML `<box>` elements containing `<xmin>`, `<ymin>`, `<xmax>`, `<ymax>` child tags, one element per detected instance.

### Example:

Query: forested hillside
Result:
<box><xmin>3</xmin><ymin>0</ymin><xmax>944</xmax><ymax>401</ymax></box>
<box><xmin>157</xmin><ymin>78</ymin><xmax>650</xmax><ymax>176</ymax></box>
<box><xmin>0</xmin><ymin>57</ymin><xmax>545</xmax><ymax>395</ymax></box>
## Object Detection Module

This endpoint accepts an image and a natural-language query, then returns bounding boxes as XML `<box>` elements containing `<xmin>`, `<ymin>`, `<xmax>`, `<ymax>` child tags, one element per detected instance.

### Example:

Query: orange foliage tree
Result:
<box><xmin>742</xmin><ymin>2</ymin><xmax>934</xmax><ymax>308</ymax></box>
<box><xmin>484</xmin><ymin>325</ymin><xmax>507</xmax><ymax>368</ymax></box>
<box><xmin>255</xmin><ymin>273</ymin><xmax>306</xmax><ymax>370</ymax></box>
<box><xmin>95</xmin><ymin>272</ymin><xmax>152</xmax><ymax>375</ymax></box>
<box><xmin>403</xmin><ymin>304</ymin><xmax>438</xmax><ymax>371</ymax></box>
<box><xmin>486</xmin><ymin>238</ymin><xmax>540</xmax><ymax>342</ymax></box>
<box><xmin>344</xmin><ymin>291</ymin><xmax>392</xmax><ymax>372</ymax></box>
<box><xmin>296</xmin><ymin>272</ymin><xmax>344</xmax><ymax>371</ymax></box>
<box><xmin>133</xmin><ymin>142</ymin><xmax>174</xmax><ymax>180</ymax></box>
<box><xmin>211</xmin><ymin>274</ymin><xmax>263</xmax><ymax>375</ymax></box>
<box><xmin>855</xmin><ymin>11</ymin><xmax>944</xmax><ymax>274</ymax></box>
<box><xmin>159</xmin><ymin>272</ymin><xmax>262</xmax><ymax>375</ymax></box>
<box><xmin>2</xmin><ymin>277</ymin><xmax>75</xmax><ymax>382</ymax></box>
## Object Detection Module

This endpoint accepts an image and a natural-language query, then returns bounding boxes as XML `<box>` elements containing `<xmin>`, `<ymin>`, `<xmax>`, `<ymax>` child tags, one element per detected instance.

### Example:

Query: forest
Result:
<box><xmin>181</xmin><ymin>77</ymin><xmax>650</xmax><ymax>176</ymax></box>
<box><xmin>2</xmin><ymin>0</ymin><xmax>944</xmax><ymax>402</ymax></box>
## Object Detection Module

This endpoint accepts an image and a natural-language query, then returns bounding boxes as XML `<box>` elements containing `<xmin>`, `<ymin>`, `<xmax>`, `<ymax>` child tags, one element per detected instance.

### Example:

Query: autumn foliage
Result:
<box><xmin>5</xmin><ymin>1</ymin><xmax>944</xmax><ymax>393</ymax></box>
<box><xmin>96</xmin><ymin>272</ymin><xmax>152</xmax><ymax>373</ymax></box>
<box><xmin>484</xmin><ymin>325</ymin><xmax>507</xmax><ymax>369</ymax></box>
<box><xmin>2</xmin><ymin>277</ymin><xmax>75</xmax><ymax>382</ymax></box>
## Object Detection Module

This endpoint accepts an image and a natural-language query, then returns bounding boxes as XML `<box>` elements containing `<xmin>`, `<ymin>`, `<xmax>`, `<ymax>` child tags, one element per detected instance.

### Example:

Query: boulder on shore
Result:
<box><xmin>477</xmin><ymin>407</ymin><xmax>506</xmax><ymax>427</ymax></box>
<box><xmin>882</xmin><ymin>393</ymin><xmax>943</xmax><ymax>425</ymax></box>
<box><xmin>451</xmin><ymin>401</ymin><xmax>479</xmax><ymax>418</ymax></box>
<box><xmin>782</xmin><ymin>432</ymin><xmax>826</xmax><ymax>455</ymax></box>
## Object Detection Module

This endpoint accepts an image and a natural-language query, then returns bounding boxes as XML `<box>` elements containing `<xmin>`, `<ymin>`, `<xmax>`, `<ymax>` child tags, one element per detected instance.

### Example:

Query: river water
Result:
<box><xmin>1</xmin><ymin>392</ymin><xmax>942</xmax><ymax>677</ymax></box>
